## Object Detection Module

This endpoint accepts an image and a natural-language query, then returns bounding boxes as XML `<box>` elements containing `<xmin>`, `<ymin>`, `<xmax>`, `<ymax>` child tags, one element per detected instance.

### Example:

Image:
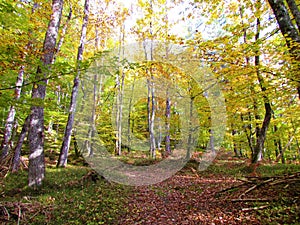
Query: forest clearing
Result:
<box><xmin>1</xmin><ymin>0</ymin><xmax>300</xmax><ymax>224</ymax></box>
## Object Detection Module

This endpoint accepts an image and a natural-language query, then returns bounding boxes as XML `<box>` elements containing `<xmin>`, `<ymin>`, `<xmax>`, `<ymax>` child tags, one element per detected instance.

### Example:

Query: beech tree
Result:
<box><xmin>267</xmin><ymin>0</ymin><xmax>300</xmax><ymax>97</ymax></box>
<box><xmin>252</xmin><ymin>3</ymin><xmax>273</xmax><ymax>163</ymax></box>
<box><xmin>57</xmin><ymin>0</ymin><xmax>90</xmax><ymax>167</ymax></box>
<box><xmin>0</xmin><ymin>2</ymin><xmax>39</xmax><ymax>160</ymax></box>
<box><xmin>28</xmin><ymin>0</ymin><xmax>64</xmax><ymax>187</ymax></box>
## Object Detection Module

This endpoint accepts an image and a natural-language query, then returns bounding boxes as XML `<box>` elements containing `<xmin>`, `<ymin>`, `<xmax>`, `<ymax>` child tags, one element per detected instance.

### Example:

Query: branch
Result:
<box><xmin>275</xmin><ymin>135</ymin><xmax>294</xmax><ymax>163</ymax></box>
<box><xmin>242</xmin><ymin>205</ymin><xmax>269</xmax><ymax>211</ymax></box>
<box><xmin>230</xmin><ymin>198</ymin><xmax>270</xmax><ymax>202</ymax></box>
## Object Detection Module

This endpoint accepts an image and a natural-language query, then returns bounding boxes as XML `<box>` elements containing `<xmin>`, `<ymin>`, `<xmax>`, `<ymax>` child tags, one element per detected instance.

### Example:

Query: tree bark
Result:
<box><xmin>57</xmin><ymin>0</ymin><xmax>89</xmax><ymax>167</ymax></box>
<box><xmin>268</xmin><ymin>0</ymin><xmax>300</xmax><ymax>53</ymax></box>
<box><xmin>149</xmin><ymin>69</ymin><xmax>156</xmax><ymax>158</ymax></box>
<box><xmin>0</xmin><ymin>66</ymin><xmax>23</xmax><ymax>159</ymax></box>
<box><xmin>127</xmin><ymin>78</ymin><xmax>135</xmax><ymax>152</ymax></box>
<box><xmin>285</xmin><ymin>0</ymin><xmax>300</xmax><ymax>31</ymax></box>
<box><xmin>53</xmin><ymin>4</ymin><xmax>72</xmax><ymax>63</ymax></box>
<box><xmin>165</xmin><ymin>92</ymin><xmax>171</xmax><ymax>156</ymax></box>
<box><xmin>115</xmin><ymin>25</ymin><xmax>126</xmax><ymax>156</ymax></box>
<box><xmin>164</xmin><ymin>42</ymin><xmax>171</xmax><ymax>157</ymax></box>
<box><xmin>12</xmin><ymin>116</ymin><xmax>30</xmax><ymax>172</ymax></box>
<box><xmin>252</xmin><ymin>15</ymin><xmax>273</xmax><ymax>164</ymax></box>
<box><xmin>268</xmin><ymin>0</ymin><xmax>300</xmax><ymax>98</ymax></box>
<box><xmin>274</xmin><ymin>125</ymin><xmax>285</xmax><ymax>163</ymax></box>
<box><xmin>28</xmin><ymin>0</ymin><xmax>64</xmax><ymax>187</ymax></box>
<box><xmin>186</xmin><ymin>96</ymin><xmax>194</xmax><ymax>159</ymax></box>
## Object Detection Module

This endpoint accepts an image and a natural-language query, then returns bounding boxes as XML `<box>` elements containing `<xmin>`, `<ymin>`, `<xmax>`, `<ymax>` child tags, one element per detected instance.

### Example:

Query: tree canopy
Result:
<box><xmin>0</xmin><ymin>0</ymin><xmax>299</xmax><ymax>186</ymax></box>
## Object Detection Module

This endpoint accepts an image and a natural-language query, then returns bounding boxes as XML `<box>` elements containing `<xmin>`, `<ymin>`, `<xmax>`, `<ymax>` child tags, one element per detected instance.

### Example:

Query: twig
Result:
<box><xmin>270</xmin><ymin>178</ymin><xmax>300</xmax><ymax>186</ymax></box>
<box><xmin>242</xmin><ymin>205</ymin><xmax>269</xmax><ymax>212</ymax></box>
<box><xmin>237</xmin><ymin>178</ymin><xmax>255</xmax><ymax>184</ymax></box>
<box><xmin>0</xmin><ymin>205</ymin><xmax>10</xmax><ymax>221</ymax></box>
<box><xmin>217</xmin><ymin>183</ymin><xmax>247</xmax><ymax>194</ymax></box>
<box><xmin>230</xmin><ymin>198</ymin><xmax>270</xmax><ymax>202</ymax></box>
<box><xmin>17</xmin><ymin>204</ymin><xmax>21</xmax><ymax>225</ymax></box>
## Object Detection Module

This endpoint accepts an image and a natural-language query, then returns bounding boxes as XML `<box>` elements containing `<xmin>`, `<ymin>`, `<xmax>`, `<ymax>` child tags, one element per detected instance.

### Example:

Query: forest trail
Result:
<box><xmin>1</xmin><ymin>154</ymin><xmax>299</xmax><ymax>224</ymax></box>
<box><xmin>118</xmin><ymin>174</ymin><xmax>251</xmax><ymax>224</ymax></box>
<box><xmin>118</xmin><ymin>157</ymin><xmax>300</xmax><ymax>225</ymax></box>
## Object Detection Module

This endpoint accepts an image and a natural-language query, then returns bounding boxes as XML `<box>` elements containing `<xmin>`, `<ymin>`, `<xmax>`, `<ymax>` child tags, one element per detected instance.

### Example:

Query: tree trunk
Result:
<box><xmin>115</xmin><ymin>25</ymin><xmax>126</xmax><ymax>156</ymax></box>
<box><xmin>52</xmin><ymin>4</ymin><xmax>72</xmax><ymax>63</ymax></box>
<box><xmin>28</xmin><ymin>0</ymin><xmax>64</xmax><ymax>187</ymax></box>
<box><xmin>89</xmin><ymin>72</ymin><xmax>98</xmax><ymax>157</ymax></box>
<box><xmin>252</xmin><ymin>103</ymin><xmax>272</xmax><ymax>163</ymax></box>
<box><xmin>0</xmin><ymin>66</ymin><xmax>23</xmax><ymax>159</ymax></box>
<box><xmin>12</xmin><ymin>116</ymin><xmax>30</xmax><ymax>172</ymax></box>
<box><xmin>165</xmin><ymin>91</ymin><xmax>171</xmax><ymax>156</ymax></box>
<box><xmin>252</xmin><ymin>15</ymin><xmax>273</xmax><ymax>164</ymax></box>
<box><xmin>268</xmin><ymin>0</ymin><xmax>300</xmax><ymax>52</ymax></box>
<box><xmin>164</xmin><ymin>42</ymin><xmax>171</xmax><ymax>157</ymax></box>
<box><xmin>186</xmin><ymin>96</ymin><xmax>194</xmax><ymax>159</ymax></box>
<box><xmin>1</xmin><ymin>3</ymin><xmax>39</xmax><ymax>160</ymax></box>
<box><xmin>232</xmin><ymin>129</ymin><xmax>241</xmax><ymax>158</ymax></box>
<box><xmin>274</xmin><ymin>124</ymin><xmax>285</xmax><ymax>163</ymax></box>
<box><xmin>57</xmin><ymin>0</ymin><xmax>89</xmax><ymax>167</ymax></box>
<box><xmin>127</xmin><ymin>78</ymin><xmax>135</xmax><ymax>152</ymax></box>
<box><xmin>157</xmin><ymin>117</ymin><xmax>162</xmax><ymax>150</ymax></box>
<box><xmin>145</xmin><ymin>64</ymin><xmax>156</xmax><ymax>159</ymax></box>
<box><xmin>268</xmin><ymin>0</ymin><xmax>300</xmax><ymax>98</ymax></box>
<box><xmin>240</xmin><ymin>7</ymin><xmax>255</xmax><ymax>157</ymax></box>
<box><xmin>115</xmin><ymin>70</ymin><xmax>121</xmax><ymax>155</ymax></box>
<box><xmin>146</xmin><ymin>0</ymin><xmax>156</xmax><ymax>159</ymax></box>
<box><xmin>209</xmin><ymin>129</ymin><xmax>215</xmax><ymax>154</ymax></box>
<box><xmin>149</xmin><ymin>69</ymin><xmax>156</xmax><ymax>158</ymax></box>
<box><xmin>285</xmin><ymin>0</ymin><xmax>300</xmax><ymax>32</ymax></box>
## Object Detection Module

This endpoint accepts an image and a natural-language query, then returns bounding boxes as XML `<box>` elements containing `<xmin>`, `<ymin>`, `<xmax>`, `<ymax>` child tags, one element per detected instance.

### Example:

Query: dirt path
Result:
<box><xmin>118</xmin><ymin>173</ymin><xmax>261</xmax><ymax>225</ymax></box>
<box><xmin>117</xmin><ymin>157</ymin><xmax>300</xmax><ymax>225</ymax></box>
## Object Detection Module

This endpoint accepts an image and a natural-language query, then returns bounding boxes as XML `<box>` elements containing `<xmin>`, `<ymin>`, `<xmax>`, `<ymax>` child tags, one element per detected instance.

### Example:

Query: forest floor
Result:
<box><xmin>1</xmin><ymin>151</ymin><xmax>300</xmax><ymax>224</ymax></box>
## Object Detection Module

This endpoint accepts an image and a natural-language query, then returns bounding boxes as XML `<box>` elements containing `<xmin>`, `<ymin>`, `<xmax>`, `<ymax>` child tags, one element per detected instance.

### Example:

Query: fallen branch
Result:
<box><xmin>270</xmin><ymin>178</ymin><xmax>300</xmax><ymax>186</ymax></box>
<box><xmin>239</xmin><ymin>178</ymin><xmax>274</xmax><ymax>198</ymax></box>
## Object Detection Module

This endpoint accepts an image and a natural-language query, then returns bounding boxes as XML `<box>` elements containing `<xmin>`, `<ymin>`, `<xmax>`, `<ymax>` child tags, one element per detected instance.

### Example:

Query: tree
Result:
<box><xmin>57</xmin><ymin>0</ymin><xmax>90</xmax><ymax>167</ymax></box>
<box><xmin>267</xmin><ymin>0</ymin><xmax>300</xmax><ymax>97</ymax></box>
<box><xmin>190</xmin><ymin>0</ymin><xmax>291</xmax><ymax>162</ymax></box>
<box><xmin>0</xmin><ymin>2</ymin><xmax>39</xmax><ymax>160</ymax></box>
<box><xmin>115</xmin><ymin>25</ymin><xmax>126</xmax><ymax>156</ymax></box>
<box><xmin>252</xmin><ymin>2</ymin><xmax>273</xmax><ymax>163</ymax></box>
<box><xmin>28</xmin><ymin>0</ymin><xmax>64</xmax><ymax>187</ymax></box>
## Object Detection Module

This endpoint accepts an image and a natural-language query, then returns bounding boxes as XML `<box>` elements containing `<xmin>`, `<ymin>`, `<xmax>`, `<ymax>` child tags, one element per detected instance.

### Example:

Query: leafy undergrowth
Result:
<box><xmin>1</xmin><ymin>153</ymin><xmax>300</xmax><ymax>225</ymax></box>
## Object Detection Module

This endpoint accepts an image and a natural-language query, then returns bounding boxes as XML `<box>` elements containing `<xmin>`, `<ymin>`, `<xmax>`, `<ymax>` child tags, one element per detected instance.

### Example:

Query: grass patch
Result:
<box><xmin>1</xmin><ymin>166</ymin><xmax>132</xmax><ymax>224</ymax></box>
<box><xmin>257</xmin><ymin>163</ymin><xmax>300</xmax><ymax>177</ymax></box>
<box><xmin>197</xmin><ymin>161</ymin><xmax>247</xmax><ymax>177</ymax></box>
<box><xmin>196</xmin><ymin>159</ymin><xmax>300</xmax><ymax>178</ymax></box>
